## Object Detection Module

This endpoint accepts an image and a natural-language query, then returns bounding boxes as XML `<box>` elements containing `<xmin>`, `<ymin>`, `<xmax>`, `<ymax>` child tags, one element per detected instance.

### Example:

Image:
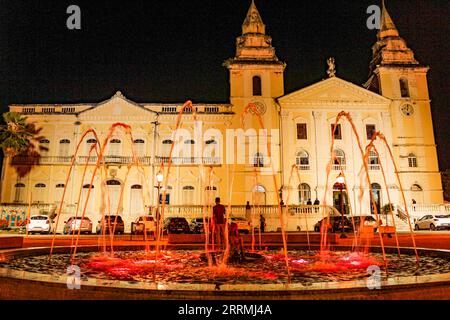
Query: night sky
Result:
<box><xmin>0</xmin><ymin>0</ymin><xmax>448</xmax><ymax>169</ymax></box>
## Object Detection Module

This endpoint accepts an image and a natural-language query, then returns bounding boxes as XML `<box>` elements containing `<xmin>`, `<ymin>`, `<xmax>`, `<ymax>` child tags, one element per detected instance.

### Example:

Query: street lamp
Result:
<box><xmin>336</xmin><ymin>173</ymin><xmax>347</xmax><ymax>239</ymax></box>
<box><xmin>156</xmin><ymin>170</ymin><xmax>164</xmax><ymax>184</ymax></box>
<box><xmin>155</xmin><ymin>170</ymin><xmax>164</xmax><ymax>245</ymax></box>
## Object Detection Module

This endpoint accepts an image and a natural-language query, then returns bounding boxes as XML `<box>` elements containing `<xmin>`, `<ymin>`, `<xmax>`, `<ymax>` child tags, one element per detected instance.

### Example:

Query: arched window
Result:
<box><xmin>252</xmin><ymin>184</ymin><xmax>266</xmax><ymax>205</ymax></box>
<box><xmin>204</xmin><ymin>139</ymin><xmax>218</xmax><ymax>159</ymax></box>
<box><xmin>34</xmin><ymin>183</ymin><xmax>46</xmax><ymax>203</ymax></box>
<box><xmin>159</xmin><ymin>186</ymin><xmax>172</xmax><ymax>204</ymax></box>
<box><xmin>133</xmin><ymin>139</ymin><xmax>145</xmax><ymax>156</ymax></box>
<box><xmin>205</xmin><ymin>186</ymin><xmax>218</xmax><ymax>202</ymax></box>
<box><xmin>298</xmin><ymin>183</ymin><xmax>311</xmax><ymax>204</ymax></box>
<box><xmin>252</xmin><ymin>76</ymin><xmax>262</xmax><ymax>96</ymax></box>
<box><xmin>400</xmin><ymin>78</ymin><xmax>410</xmax><ymax>98</ymax></box>
<box><xmin>130</xmin><ymin>184</ymin><xmax>144</xmax><ymax>216</ymax></box>
<box><xmin>85</xmin><ymin>138</ymin><xmax>97</xmax><ymax>156</ymax></box>
<box><xmin>106</xmin><ymin>180</ymin><xmax>122</xmax><ymax>214</ymax></box>
<box><xmin>296</xmin><ymin>150</ymin><xmax>310</xmax><ymax>170</ymax></box>
<box><xmin>183</xmin><ymin>140</ymin><xmax>195</xmax><ymax>160</ymax></box>
<box><xmin>253</xmin><ymin>153</ymin><xmax>264</xmax><ymax>167</ymax></box>
<box><xmin>53</xmin><ymin>183</ymin><xmax>65</xmax><ymax>203</ymax></box>
<box><xmin>14</xmin><ymin>183</ymin><xmax>25</xmax><ymax>203</ymax></box>
<box><xmin>106</xmin><ymin>180</ymin><xmax>121</xmax><ymax>186</ymax></box>
<box><xmin>80</xmin><ymin>184</ymin><xmax>95</xmax><ymax>213</ymax></box>
<box><xmin>408</xmin><ymin>153</ymin><xmax>418</xmax><ymax>168</ymax></box>
<box><xmin>59</xmin><ymin>139</ymin><xmax>71</xmax><ymax>157</ymax></box>
<box><xmin>161</xmin><ymin>139</ymin><xmax>173</xmax><ymax>159</ymax></box>
<box><xmin>182</xmin><ymin>186</ymin><xmax>195</xmax><ymax>205</ymax></box>
<box><xmin>40</xmin><ymin>139</ymin><xmax>50</xmax><ymax>156</ymax></box>
<box><xmin>368</xmin><ymin>150</ymin><xmax>380</xmax><ymax>170</ymax></box>
<box><xmin>371</xmin><ymin>183</ymin><xmax>382</xmax><ymax>215</ymax></box>
<box><xmin>333</xmin><ymin>149</ymin><xmax>346</xmax><ymax>169</ymax></box>
<box><xmin>108</xmin><ymin>139</ymin><xmax>122</xmax><ymax>157</ymax></box>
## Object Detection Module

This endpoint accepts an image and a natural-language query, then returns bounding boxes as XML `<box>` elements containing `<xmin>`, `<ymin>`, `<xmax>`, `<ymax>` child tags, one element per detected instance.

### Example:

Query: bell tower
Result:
<box><xmin>223</xmin><ymin>1</ymin><xmax>286</xmax><ymax>206</ymax></box>
<box><xmin>224</xmin><ymin>0</ymin><xmax>286</xmax><ymax>129</ymax></box>
<box><xmin>365</xmin><ymin>1</ymin><xmax>443</xmax><ymax>204</ymax></box>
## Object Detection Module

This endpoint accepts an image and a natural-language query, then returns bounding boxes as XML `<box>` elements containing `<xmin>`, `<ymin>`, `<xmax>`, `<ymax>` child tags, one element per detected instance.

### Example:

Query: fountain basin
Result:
<box><xmin>0</xmin><ymin>245</ymin><xmax>449</xmax><ymax>300</ymax></box>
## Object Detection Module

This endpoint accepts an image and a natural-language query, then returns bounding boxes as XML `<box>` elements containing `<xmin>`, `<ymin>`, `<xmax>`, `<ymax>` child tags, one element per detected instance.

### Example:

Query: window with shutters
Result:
<box><xmin>296</xmin><ymin>123</ymin><xmax>307</xmax><ymax>140</ymax></box>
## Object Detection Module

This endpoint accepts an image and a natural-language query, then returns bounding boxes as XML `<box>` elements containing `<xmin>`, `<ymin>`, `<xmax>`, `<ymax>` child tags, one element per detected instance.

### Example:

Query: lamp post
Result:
<box><xmin>155</xmin><ymin>170</ymin><xmax>164</xmax><ymax>244</ymax></box>
<box><xmin>336</xmin><ymin>173</ymin><xmax>347</xmax><ymax>239</ymax></box>
<box><xmin>279</xmin><ymin>188</ymin><xmax>284</xmax><ymax>206</ymax></box>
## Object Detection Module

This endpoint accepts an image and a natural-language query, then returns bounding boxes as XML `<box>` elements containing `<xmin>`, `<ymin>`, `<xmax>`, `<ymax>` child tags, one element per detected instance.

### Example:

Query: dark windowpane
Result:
<box><xmin>296</xmin><ymin>123</ymin><xmax>307</xmax><ymax>140</ymax></box>
<box><xmin>331</xmin><ymin>124</ymin><xmax>342</xmax><ymax>140</ymax></box>
<box><xmin>253</xmin><ymin>76</ymin><xmax>262</xmax><ymax>96</ymax></box>
<box><xmin>366</xmin><ymin>125</ymin><xmax>376</xmax><ymax>140</ymax></box>
<box><xmin>400</xmin><ymin>78</ymin><xmax>410</xmax><ymax>98</ymax></box>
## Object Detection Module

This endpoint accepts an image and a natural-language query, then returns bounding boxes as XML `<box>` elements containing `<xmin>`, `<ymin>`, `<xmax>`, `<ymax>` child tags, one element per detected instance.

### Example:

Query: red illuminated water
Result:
<box><xmin>77</xmin><ymin>250</ymin><xmax>383</xmax><ymax>284</ymax></box>
<box><xmin>46</xmin><ymin>107</ymin><xmax>421</xmax><ymax>280</ymax></box>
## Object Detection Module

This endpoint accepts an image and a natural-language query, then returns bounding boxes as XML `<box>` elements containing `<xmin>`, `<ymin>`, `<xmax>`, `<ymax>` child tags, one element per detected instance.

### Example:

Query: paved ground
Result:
<box><xmin>9</xmin><ymin>231</ymin><xmax>450</xmax><ymax>250</ymax></box>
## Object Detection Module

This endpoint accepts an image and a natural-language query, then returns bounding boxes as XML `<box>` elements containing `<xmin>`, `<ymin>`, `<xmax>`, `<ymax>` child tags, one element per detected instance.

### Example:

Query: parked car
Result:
<box><xmin>131</xmin><ymin>216</ymin><xmax>157</xmax><ymax>236</ymax></box>
<box><xmin>229</xmin><ymin>217</ymin><xmax>251</xmax><ymax>234</ymax></box>
<box><xmin>313</xmin><ymin>216</ymin><xmax>352</xmax><ymax>233</ymax></box>
<box><xmin>414</xmin><ymin>214</ymin><xmax>450</xmax><ymax>231</ymax></box>
<box><xmin>189</xmin><ymin>217</ymin><xmax>210</xmax><ymax>234</ymax></box>
<box><xmin>27</xmin><ymin>215</ymin><xmax>53</xmax><ymax>234</ymax></box>
<box><xmin>164</xmin><ymin>217</ymin><xmax>190</xmax><ymax>234</ymax></box>
<box><xmin>63</xmin><ymin>216</ymin><xmax>93</xmax><ymax>234</ymax></box>
<box><xmin>96</xmin><ymin>215</ymin><xmax>125</xmax><ymax>235</ymax></box>
<box><xmin>349</xmin><ymin>215</ymin><xmax>379</xmax><ymax>232</ymax></box>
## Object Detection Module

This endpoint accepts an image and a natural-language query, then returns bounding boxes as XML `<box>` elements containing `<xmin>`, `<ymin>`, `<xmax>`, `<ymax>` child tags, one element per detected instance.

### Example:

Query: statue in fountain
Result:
<box><xmin>228</xmin><ymin>222</ymin><xmax>245</xmax><ymax>263</ymax></box>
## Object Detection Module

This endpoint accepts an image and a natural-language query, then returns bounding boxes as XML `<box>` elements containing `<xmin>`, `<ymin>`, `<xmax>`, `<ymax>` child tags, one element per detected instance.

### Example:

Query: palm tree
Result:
<box><xmin>0</xmin><ymin>112</ymin><xmax>47</xmax><ymax>178</ymax></box>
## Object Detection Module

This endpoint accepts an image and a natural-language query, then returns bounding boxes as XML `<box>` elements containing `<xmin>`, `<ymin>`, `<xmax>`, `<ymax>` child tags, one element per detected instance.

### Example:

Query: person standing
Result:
<box><xmin>313</xmin><ymin>198</ymin><xmax>320</xmax><ymax>213</ymax></box>
<box><xmin>306</xmin><ymin>199</ymin><xmax>313</xmax><ymax>213</ymax></box>
<box><xmin>260</xmin><ymin>214</ymin><xmax>266</xmax><ymax>233</ymax></box>
<box><xmin>212</xmin><ymin>197</ymin><xmax>226</xmax><ymax>248</ymax></box>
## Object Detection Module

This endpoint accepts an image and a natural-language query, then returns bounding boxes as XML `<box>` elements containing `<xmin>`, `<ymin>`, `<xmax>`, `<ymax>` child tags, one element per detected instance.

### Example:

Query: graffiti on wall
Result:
<box><xmin>0</xmin><ymin>205</ymin><xmax>56</xmax><ymax>228</ymax></box>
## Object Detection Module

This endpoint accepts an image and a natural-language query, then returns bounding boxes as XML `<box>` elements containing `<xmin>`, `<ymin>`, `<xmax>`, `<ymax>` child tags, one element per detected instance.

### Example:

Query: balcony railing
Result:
<box><xmin>10</xmin><ymin>155</ymin><xmax>152</xmax><ymax>165</ymax></box>
<box><xmin>369</xmin><ymin>164</ymin><xmax>380</xmax><ymax>171</ymax></box>
<box><xmin>11</xmin><ymin>156</ymin><xmax>73</xmax><ymax>165</ymax></box>
<box><xmin>332</xmin><ymin>164</ymin><xmax>346</xmax><ymax>171</ymax></box>
<box><xmin>297</xmin><ymin>165</ymin><xmax>310</xmax><ymax>171</ymax></box>
<box><xmin>155</xmin><ymin>157</ymin><xmax>221</xmax><ymax>165</ymax></box>
<box><xmin>10</xmin><ymin>155</ymin><xmax>223</xmax><ymax>166</ymax></box>
<box><xmin>77</xmin><ymin>156</ymin><xmax>152</xmax><ymax>165</ymax></box>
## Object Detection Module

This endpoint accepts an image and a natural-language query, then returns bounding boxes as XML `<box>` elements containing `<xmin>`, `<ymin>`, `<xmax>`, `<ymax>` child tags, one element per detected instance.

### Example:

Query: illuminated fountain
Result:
<box><xmin>0</xmin><ymin>104</ymin><xmax>449</xmax><ymax>299</ymax></box>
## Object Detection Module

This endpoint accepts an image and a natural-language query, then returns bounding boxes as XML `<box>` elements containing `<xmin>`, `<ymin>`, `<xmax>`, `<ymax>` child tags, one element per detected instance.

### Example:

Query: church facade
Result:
<box><xmin>0</xmin><ymin>1</ymin><xmax>443</xmax><ymax>230</ymax></box>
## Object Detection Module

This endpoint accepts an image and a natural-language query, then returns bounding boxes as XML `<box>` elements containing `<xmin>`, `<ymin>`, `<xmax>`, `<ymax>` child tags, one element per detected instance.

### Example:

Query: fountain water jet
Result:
<box><xmin>238</xmin><ymin>102</ymin><xmax>291</xmax><ymax>282</ymax></box>
<box><xmin>363</xmin><ymin>131</ymin><xmax>419</xmax><ymax>262</ymax></box>
<box><xmin>322</xmin><ymin>112</ymin><xmax>389</xmax><ymax>269</ymax></box>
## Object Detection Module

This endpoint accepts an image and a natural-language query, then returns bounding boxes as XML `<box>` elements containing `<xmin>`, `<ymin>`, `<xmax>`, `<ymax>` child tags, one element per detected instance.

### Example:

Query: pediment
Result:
<box><xmin>78</xmin><ymin>91</ymin><xmax>156</xmax><ymax>120</ymax></box>
<box><xmin>278</xmin><ymin>77</ymin><xmax>390</xmax><ymax>106</ymax></box>
<box><xmin>180</xmin><ymin>170</ymin><xmax>198</xmax><ymax>183</ymax></box>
